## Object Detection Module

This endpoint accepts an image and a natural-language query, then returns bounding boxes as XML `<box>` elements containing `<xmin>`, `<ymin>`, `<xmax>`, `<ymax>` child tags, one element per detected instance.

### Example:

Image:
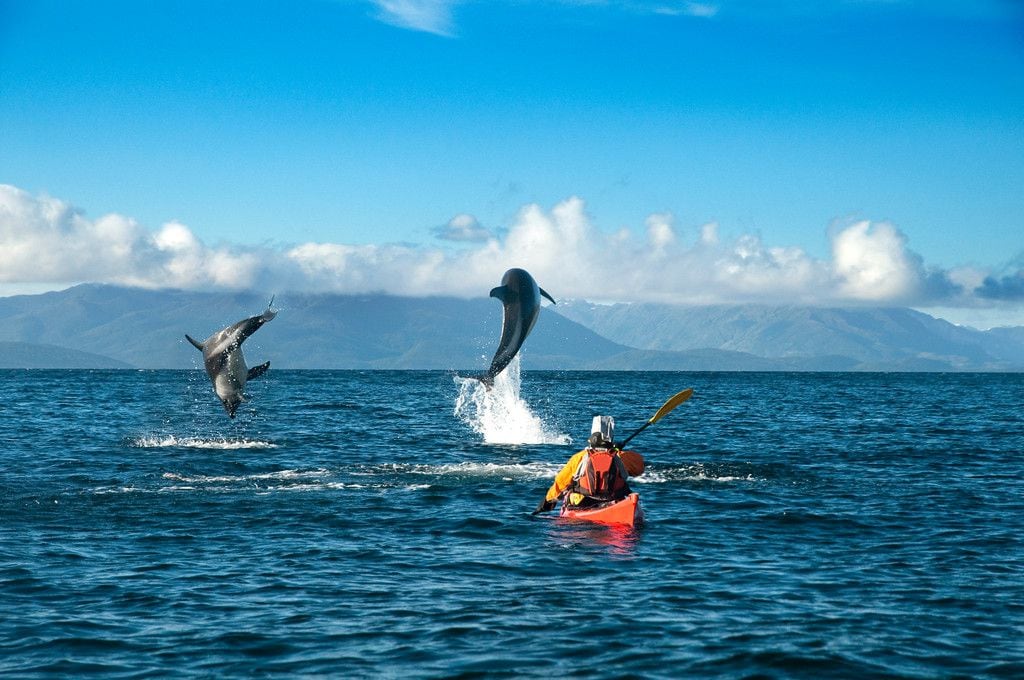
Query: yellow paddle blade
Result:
<box><xmin>649</xmin><ymin>388</ymin><xmax>693</xmax><ymax>424</ymax></box>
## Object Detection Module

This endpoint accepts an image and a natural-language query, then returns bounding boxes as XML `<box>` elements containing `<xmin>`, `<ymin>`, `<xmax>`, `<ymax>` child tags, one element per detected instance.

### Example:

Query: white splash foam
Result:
<box><xmin>367</xmin><ymin>461</ymin><xmax>561</xmax><ymax>480</ymax></box>
<box><xmin>92</xmin><ymin>486</ymin><xmax>141</xmax><ymax>495</ymax></box>
<box><xmin>636</xmin><ymin>466</ymin><xmax>759</xmax><ymax>484</ymax></box>
<box><xmin>453</xmin><ymin>356</ymin><xmax>569</xmax><ymax>445</ymax></box>
<box><xmin>161</xmin><ymin>469</ymin><xmax>328</xmax><ymax>483</ymax></box>
<box><xmin>91</xmin><ymin>470</ymin><xmax>430</xmax><ymax>495</ymax></box>
<box><xmin>131</xmin><ymin>436</ymin><xmax>278</xmax><ymax>450</ymax></box>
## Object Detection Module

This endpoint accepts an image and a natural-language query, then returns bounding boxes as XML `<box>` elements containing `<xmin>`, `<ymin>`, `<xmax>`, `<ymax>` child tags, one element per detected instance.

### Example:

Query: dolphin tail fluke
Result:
<box><xmin>539</xmin><ymin>287</ymin><xmax>556</xmax><ymax>305</ymax></box>
<box><xmin>185</xmin><ymin>334</ymin><xmax>204</xmax><ymax>351</ymax></box>
<box><xmin>247</xmin><ymin>361</ymin><xmax>270</xmax><ymax>381</ymax></box>
<box><xmin>261</xmin><ymin>295</ymin><xmax>279</xmax><ymax>323</ymax></box>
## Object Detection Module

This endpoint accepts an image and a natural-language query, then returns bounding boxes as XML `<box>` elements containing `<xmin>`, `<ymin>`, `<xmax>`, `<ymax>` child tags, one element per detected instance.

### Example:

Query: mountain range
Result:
<box><xmin>553</xmin><ymin>301</ymin><xmax>1024</xmax><ymax>371</ymax></box>
<box><xmin>0</xmin><ymin>285</ymin><xmax>1021</xmax><ymax>371</ymax></box>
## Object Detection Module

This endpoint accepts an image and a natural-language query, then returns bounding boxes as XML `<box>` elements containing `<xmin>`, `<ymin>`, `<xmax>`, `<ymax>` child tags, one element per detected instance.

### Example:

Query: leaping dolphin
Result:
<box><xmin>478</xmin><ymin>268</ymin><xmax>555</xmax><ymax>385</ymax></box>
<box><xmin>186</xmin><ymin>298</ymin><xmax>277</xmax><ymax>418</ymax></box>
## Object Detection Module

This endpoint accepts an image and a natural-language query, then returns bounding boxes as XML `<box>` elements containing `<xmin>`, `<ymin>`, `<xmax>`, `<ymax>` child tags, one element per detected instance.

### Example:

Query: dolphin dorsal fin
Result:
<box><xmin>489</xmin><ymin>285</ymin><xmax>509</xmax><ymax>302</ymax></box>
<box><xmin>539</xmin><ymin>287</ymin><xmax>556</xmax><ymax>305</ymax></box>
<box><xmin>185</xmin><ymin>334</ymin><xmax>204</xmax><ymax>351</ymax></box>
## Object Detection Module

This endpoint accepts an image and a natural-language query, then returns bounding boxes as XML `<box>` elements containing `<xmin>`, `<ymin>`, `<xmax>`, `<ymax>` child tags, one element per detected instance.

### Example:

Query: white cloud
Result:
<box><xmin>645</xmin><ymin>213</ymin><xmax>676</xmax><ymax>250</ymax></box>
<box><xmin>684</xmin><ymin>2</ymin><xmax>718</xmax><ymax>18</ymax></box>
<box><xmin>371</xmin><ymin>0</ymin><xmax>457</xmax><ymax>36</ymax></box>
<box><xmin>362</xmin><ymin>0</ymin><xmax>996</xmax><ymax>36</ymax></box>
<box><xmin>831</xmin><ymin>220</ymin><xmax>922</xmax><ymax>301</ymax></box>
<box><xmin>0</xmin><ymin>184</ymin><xmax>262</xmax><ymax>291</ymax></box>
<box><xmin>699</xmin><ymin>222</ymin><xmax>719</xmax><ymax>246</ymax></box>
<box><xmin>653</xmin><ymin>2</ymin><xmax>719</xmax><ymax>18</ymax></box>
<box><xmin>433</xmin><ymin>214</ymin><xmax>493</xmax><ymax>242</ymax></box>
<box><xmin>1</xmin><ymin>183</ymin><xmax>1016</xmax><ymax>315</ymax></box>
<box><xmin>154</xmin><ymin>221</ymin><xmax>198</xmax><ymax>252</ymax></box>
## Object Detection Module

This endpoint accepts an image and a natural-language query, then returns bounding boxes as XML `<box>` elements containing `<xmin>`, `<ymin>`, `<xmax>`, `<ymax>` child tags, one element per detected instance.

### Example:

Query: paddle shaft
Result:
<box><xmin>617</xmin><ymin>421</ymin><xmax>652</xmax><ymax>449</ymax></box>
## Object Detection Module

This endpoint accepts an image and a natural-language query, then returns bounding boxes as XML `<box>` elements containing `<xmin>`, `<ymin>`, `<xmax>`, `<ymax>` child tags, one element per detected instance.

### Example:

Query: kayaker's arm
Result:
<box><xmin>618</xmin><ymin>450</ymin><xmax>645</xmax><ymax>476</ymax></box>
<box><xmin>544</xmin><ymin>450</ymin><xmax>587</xmax><ymax>503</ymax></box>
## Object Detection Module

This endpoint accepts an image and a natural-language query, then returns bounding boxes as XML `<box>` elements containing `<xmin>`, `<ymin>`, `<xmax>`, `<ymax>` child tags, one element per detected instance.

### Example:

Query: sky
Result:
<box><xmin>1</xmin><ymin>0</ymin><xmax>1022</xmax><ymax>327</ymax></box>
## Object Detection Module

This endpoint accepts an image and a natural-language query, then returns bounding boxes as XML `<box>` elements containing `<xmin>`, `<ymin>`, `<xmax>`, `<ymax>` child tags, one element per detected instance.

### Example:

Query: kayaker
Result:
<box><xmin>533</xmin><ymin>416</ymin><xmax>645</xmax><ymax>513</ymax></box>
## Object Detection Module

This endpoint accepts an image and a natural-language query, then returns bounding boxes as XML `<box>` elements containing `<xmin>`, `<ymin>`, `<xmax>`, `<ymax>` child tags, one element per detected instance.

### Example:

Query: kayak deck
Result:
<box><xmin>559</xmin><ymin>493</ymin><xmax>643</xmax><ymax>527</ymax></box>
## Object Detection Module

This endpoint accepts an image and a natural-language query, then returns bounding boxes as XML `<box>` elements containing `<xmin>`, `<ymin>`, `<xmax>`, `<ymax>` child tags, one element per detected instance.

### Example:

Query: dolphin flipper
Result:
<box><xmin>247</xmin><ymin>361</ymin><xmax>270</xmax><ymax>381</ymax></box>
<box><xmin>185</xmin><ymin>334</ymin><xmax>204</xmax><ymax>351</ymax></box>
<box><xmin>492</xmin><ymin>284</ymin><xmax>554</xmax><ymax>306</ymax></box>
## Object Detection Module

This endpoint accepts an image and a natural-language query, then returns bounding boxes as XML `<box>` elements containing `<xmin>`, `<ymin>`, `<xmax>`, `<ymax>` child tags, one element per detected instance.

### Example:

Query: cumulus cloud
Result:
<box><xmin>0</xmin><ymin>183</ymin><xmax>1014</xmax><ymax>312</ymax></box>
<box><xmin>831</xmin><ymin>221</ymin><xmax>922</xmax><ymax>301</ymax></box>
<box><xmin>976</xmin><ymin>270</ymin><xmax>1024</xmax><ymax>301</ymax></box>
<box><xmin>645</xmin><ymin>213</ymin><xmax>676</xmax><ymax>250</ymax></box>
<box><xmin>371</xmin><ymin>0</ymin><xmax>457</xmax><ymax>36</ymax></box>
<box><xmin>0</xmin><ymin>185</ymin><xmax>264</xmax><ymax>291</ymax></box>
<box><xmin>699</xmin><ymin>222</ymin><xmax>719</xmax><ymax>246</ymax></box>
<box><xmin>433</xmin><ymin>214</ymin><xmax>494</xmax><ymax>243</ymax></box>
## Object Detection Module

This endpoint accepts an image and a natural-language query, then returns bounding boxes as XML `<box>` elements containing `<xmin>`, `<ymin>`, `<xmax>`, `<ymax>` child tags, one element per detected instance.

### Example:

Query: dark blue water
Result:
<box><xmin>1</xmin><ymin>369</ymin><xmax>1022</xmax><ymax>678</ymax></box>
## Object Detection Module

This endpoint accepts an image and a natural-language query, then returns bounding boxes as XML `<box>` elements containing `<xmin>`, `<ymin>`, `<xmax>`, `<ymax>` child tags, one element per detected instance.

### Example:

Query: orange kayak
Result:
<box><xmin>559</xmin><ymin>493</ymin><xmax>643</xmax><ymax>527</ymax></box>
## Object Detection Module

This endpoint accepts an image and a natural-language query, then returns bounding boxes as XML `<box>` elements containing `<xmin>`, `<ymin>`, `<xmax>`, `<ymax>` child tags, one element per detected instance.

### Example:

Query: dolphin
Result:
<box><xmin>185</xmin><ymin>298</ymin><xmax>277</xmax><ymax>418</ymax></box>
<box><xmin>478</xmin><ymin>268</ymin><xmax>555</xmax><ymax>385</ymax></box>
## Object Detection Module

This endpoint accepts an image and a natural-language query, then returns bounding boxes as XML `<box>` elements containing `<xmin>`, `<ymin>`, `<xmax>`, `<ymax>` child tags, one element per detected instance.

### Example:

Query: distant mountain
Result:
<box><xmin>0</xmin><ymin>285</ymin><xmax>1021</xmax><ymax>371</ymax></box>
<box><xmin>551</xmin><ymin>301</ymin><xmax>1024</xmax><ymax>371</ymax></box>
<box><xmin>0</xmin><ymin>285</ymin><xmax>632</xmax><ymax>370</ymax></box>
<box><xmin>985</xmin><ymin>326</ymin><xmax>1024</xmax><ymax>355</ymax></box>
<box><xmin>0</xmin><ymin>341</ymin><xmax>130</xmax><ymax>369</ymax></box>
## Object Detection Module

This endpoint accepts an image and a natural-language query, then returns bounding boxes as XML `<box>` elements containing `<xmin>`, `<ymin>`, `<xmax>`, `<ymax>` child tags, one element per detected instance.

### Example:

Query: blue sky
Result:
<box><xmin>1</xmin><ymin>0</ymin><xmax>1023</xmax><ymax>326</ymax></box>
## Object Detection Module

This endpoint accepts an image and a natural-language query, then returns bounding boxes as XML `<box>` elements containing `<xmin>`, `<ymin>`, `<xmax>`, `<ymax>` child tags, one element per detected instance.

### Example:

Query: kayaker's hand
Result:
<box><xmin>532</xmin><ymin>498</ymin><xmax>556</xmax><ymax>515</ymax></box>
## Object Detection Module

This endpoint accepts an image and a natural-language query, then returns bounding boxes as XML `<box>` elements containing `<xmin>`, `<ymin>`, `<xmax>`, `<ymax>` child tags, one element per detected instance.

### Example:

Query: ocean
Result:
<box><xmin>1</xmin><ymin>362</ymin><xmax>1022</xmax><ymax>678</ymax></box>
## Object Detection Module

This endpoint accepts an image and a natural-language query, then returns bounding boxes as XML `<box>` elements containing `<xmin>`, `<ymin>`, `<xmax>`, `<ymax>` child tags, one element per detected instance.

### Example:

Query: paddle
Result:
<box><xmin>615</xmin><ymin>388</ymin><xmax>694</xmax><ymax>449</ymax></box>
<box><xmin>531</xmin><ymin>388</ymin><xmax>694</xmax><ymax>515</ymax></box>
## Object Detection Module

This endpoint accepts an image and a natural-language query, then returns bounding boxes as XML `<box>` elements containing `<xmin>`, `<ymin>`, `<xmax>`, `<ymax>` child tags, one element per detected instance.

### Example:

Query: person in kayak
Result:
<box><xmin>533</xmin><ymin>415</ymin><xmax>645</xmax><ymax>513</ymax></box>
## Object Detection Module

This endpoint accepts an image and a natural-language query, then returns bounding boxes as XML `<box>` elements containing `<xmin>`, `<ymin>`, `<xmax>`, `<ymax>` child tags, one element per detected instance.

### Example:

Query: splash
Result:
<box><xmin>453</xmin><ymin>356</ymin><xmax>569</xmax><ymax>445</ymax></box>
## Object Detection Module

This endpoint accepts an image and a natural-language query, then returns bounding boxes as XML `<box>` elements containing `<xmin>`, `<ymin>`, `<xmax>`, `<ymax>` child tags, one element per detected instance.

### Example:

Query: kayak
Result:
<box><xmin>559</xmin><ymin>492</ymin><xmax>643</xmax><ymax>527</ymax></box>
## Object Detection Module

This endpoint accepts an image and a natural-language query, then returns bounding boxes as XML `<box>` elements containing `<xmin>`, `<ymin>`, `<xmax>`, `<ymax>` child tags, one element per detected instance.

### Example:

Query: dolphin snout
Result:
<box><xmin>222</xmin><ymin>398</ymin><xmax>242</xmax><ymax>418</ymax></box>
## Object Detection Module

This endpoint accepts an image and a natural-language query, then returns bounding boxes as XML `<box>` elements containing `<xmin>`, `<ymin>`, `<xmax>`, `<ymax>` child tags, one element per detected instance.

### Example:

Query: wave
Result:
<box><xmin>92</xmin><ymin>467</ymin><xmax>427</xmax><ymax>495</ymax></box>
<box><xmin>161</xmin><ymin>469</ymin><xmax>328</xmax><ymax>483</ymax></box>
<box><xmin>637</xmin><ymin>464</ymin><xmax>761</xmax><ymax>484</ymax></box>
<box><xmin>160</xmin><ymin>481</ymin><xmax>365</xmax><ymax>494</ymax></box>
<box><xmin>128</xmin><ymin>436</ymin><xmax>278</xmax><ymax>450</ymax></box>
<box><xmin>88</xmin><ymin>463</ymin><xmax>561</xmax><ymax>497</ymax></box>
<box><xmin>90</xmin><ymin>481</ymin><xmax>428</xmax><ymax>495</ymax></box>
<box><xmin>362</xmin><ymin>461</ymin><xmax>561</xmax><ymax>481</ymax></box>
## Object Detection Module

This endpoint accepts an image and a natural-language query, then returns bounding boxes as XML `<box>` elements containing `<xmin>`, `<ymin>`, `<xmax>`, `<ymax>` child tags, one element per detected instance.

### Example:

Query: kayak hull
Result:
<box><xmin>559</xmin><ymin>493</ymin><xmax>643</xmax><ymax>527</ymax></box>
